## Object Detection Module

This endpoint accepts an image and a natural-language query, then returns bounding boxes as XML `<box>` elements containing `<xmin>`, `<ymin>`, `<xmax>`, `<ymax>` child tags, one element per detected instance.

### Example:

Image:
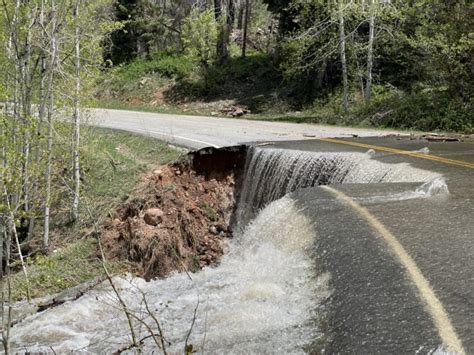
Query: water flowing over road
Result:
<box><xmin>8</xmin><ymin>111</ymin><xmax>474</xmax><ymax>353</ymax></box>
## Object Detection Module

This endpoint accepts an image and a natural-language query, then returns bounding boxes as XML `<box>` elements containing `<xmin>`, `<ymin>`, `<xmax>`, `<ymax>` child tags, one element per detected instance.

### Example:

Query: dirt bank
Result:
<box><xmin>102</xmin><ymin>157</ymin><xmax>239</xmax><ymax>280</ymax></box>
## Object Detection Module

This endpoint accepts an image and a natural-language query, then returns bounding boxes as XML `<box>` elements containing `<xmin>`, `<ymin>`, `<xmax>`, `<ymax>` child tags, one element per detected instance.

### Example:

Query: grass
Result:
<box><xmin>11</xmin><ymin>127</ymin><xmax>183</xmax><ymax>301</ymax></box>
<box><xmin>79</xmin><ymin>126</ymin><xmax>183</xmax><ymax>222</ymax></box>
<box><xmin>96</xmin><ymin>51</ymin><xmax>194</xmax><ymax>105</ymax></box>
<box><xmin>113</xmin><ymin>51</ymin><xmax>193</xmax><ymax>82</ymax></box>
<box><xmin>10</xmin><ymin>239</ymin><xmax>127</xmax><ymax>301</ymax></box>
<box><xmin>91</xmin><ymin>99</ymin><xmax>206</xmax><ymax>117</ymax></box>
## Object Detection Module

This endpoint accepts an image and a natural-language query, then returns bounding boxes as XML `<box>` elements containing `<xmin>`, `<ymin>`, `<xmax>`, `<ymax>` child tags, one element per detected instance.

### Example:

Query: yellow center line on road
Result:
<box><xmin>319</xmin><ymin>138</ymin><xmax>474</xmax><ymax>169</ymax></box>
<box><xmin>322</xmin><ymin>186</ymin><xmax>466</xmax><ymax>355</ymax></box>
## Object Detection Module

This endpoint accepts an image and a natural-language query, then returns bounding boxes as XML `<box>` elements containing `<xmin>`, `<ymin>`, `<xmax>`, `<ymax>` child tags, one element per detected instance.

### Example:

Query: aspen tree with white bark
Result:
<box><xmin>337</xmin><ymin>0</ymin><xmax>349</xmax><ymax>112</ymax></box>
<box><xmin>71</xmin><ymin>0</ymin><xmax>82</xmax><ymax>221</ymax></box>
<box><xmin>1</xmin><ymin>1</ymin><xmax>117</xmax><ymax>348</ymax></box>
<box><xmin>43</xmin><ymin>0</ymin><xmax>58</xmax><ymax>252</ymax></box>
<box><xmin>365</xmin><ymin>0</ymin><xmax>375</xmax><ymax>103</ymax></box>
<box><xmin>28</xmin><ymin>0</ymin><xmax>47</xmax><ymax>238</ymax></box>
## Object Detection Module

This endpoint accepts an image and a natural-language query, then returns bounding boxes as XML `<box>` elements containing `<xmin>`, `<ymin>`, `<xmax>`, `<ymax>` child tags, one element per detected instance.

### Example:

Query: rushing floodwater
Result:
<box><xmin>9</xmin><ymin>147</ymin><xmax>448</xmax><ymax>353</ymax></box>
<box><xmin>11</xmin><ymin>197</ymin><xmax>329</xmax><ymax>353</ymax></box>
<box><xmin>235</xmin><ymin>147</ymin><xmax>443</xmax><ymax>229</ymax></box>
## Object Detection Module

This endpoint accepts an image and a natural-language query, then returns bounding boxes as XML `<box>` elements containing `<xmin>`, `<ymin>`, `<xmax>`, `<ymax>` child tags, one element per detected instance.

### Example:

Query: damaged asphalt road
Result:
<box><xmin>93</xmin><ymin>109</ymin><xmax>473</xmax><ymax>353</ymax></box>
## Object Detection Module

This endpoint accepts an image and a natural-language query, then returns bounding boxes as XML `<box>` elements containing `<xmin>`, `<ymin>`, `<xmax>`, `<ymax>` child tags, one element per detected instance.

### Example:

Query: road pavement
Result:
<box><xmin>90</xmin><ymin>108</ymin><xmax>397</xmax><ymax>149</ymax></box>
<box><xmin>277</xmin><ymin>137</ymin><xmax>473</xmax><ymax>354</ymax></box>
<box><xmin>91</xmin><ymin>109</ymin><xmax>473</xmax><ymax>353</ymax></box>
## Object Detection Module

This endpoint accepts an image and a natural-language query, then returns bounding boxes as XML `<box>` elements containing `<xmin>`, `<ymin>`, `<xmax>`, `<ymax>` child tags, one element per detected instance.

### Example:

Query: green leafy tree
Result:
<box><xmin>182</xmin><ymin>8</ymin><xmax>219</xmax><ymax>69</ymax></box>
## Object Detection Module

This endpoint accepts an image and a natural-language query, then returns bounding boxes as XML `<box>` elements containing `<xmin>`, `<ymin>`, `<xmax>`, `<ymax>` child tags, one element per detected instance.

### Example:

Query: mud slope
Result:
<box><xmin>102</xmin><ymin>146</ymin><xmax>247</xmax><ymax>279</ymax></box>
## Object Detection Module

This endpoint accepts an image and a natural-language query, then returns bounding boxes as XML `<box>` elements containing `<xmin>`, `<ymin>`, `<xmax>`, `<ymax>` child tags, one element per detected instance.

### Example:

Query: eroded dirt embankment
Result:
<box><xmin>102</xmin><ymin>146</ymin><xmax>247</xmax><ymax>280</ymax></box>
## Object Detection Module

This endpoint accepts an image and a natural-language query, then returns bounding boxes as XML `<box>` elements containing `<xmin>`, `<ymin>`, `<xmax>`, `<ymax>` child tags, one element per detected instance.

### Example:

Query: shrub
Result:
<box><xmin>114</xmin><ymin>52</ymin><xmax>193</xmax><ymax>82</ymax></box>
<box><xmin>359</xmin><ymin>88</ymin><xmax>473</xmax><ymax>133</ymax></box>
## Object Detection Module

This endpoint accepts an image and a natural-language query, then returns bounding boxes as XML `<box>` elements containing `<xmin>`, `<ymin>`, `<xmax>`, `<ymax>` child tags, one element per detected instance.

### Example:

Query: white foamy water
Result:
<box><xmin>11</xmin><ymin>197</ymin><xmax>329</xmax><ymax>354</ymax></box>
<box><xmin>236</xmin><ymin>147</ymin><xmax>442</xmax><ymax>227</ymax></box>
<box><xmin>355</xmin><ymin>177</ymin><xmax>450</xmax><ymax>204</ymax></box>
<box><xmin>414</xmin><ymin>147</ymin><xmax>430</xmax><ymax>154</ymax></box>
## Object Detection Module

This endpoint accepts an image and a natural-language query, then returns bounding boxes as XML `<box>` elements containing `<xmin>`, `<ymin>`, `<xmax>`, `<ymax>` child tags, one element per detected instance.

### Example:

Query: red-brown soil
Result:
<box><xmin>102</xmin><ymin>161</ymin><xmax>236</xmax><ymax>280</ymax></box>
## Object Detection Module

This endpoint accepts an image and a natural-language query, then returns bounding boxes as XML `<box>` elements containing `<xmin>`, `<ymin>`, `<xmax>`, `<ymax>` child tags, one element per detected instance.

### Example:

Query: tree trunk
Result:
<box><xmin>237</xmin><ymin>0</ymin><xmax>244</xmax><ymax>29</ymax></box>
<box><xmin>365</xmin><ymin>0</ymin><xmax>375</xmax><ymax>103</ymax></box>
<box><xmin>356</xmin><ymin>54</ymin><xmax>365</xmax><ymax>100</ymax></box>
<box><xmin>44</xmin><ymin>0</ymin><xmax>58</xmax><ymax>252</ymax></box>
<box><xmin>28</xmin><ymin>0</ymin><xmax>47</xmax><ymax>238</ymax></box>
<box><xmin>241</xmin><ymin>0</ymin><xmax>250</xmax><ymax>57</ymax></box>
<box><xmin>215</xmin><ymin>0</ymin><xmax>233</xmax><ymax>63</ymax></box>
<box><xmin>214</xmin><ymin>0</ymin><xmax>224</xmax><ymax>60</ymax></box>
<box><xmin>1</xmin><ymin>225</ymin><xmax>12</xmax><ymax>354</ymax></box>
<box><xmin>337</xmin><ymin>0</ymin><xmax>349</xmax><ymax>112</ymax></box>
<box><xmin>72</xmin><ymin>0</ymin><xmax>81</xmax><ymax>221</ymax></box>
<box><xmin>20</xmin><ymin>1</ymin><xmax>35</xmax><ymax>241</ymax></box>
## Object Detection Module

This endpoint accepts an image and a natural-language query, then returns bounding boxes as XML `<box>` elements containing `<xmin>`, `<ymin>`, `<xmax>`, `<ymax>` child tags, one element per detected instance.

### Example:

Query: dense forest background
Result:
<box><xmin>98</xmin><ymin>0</ymin><xmax>473</xmax><ymax>132</ymax></box>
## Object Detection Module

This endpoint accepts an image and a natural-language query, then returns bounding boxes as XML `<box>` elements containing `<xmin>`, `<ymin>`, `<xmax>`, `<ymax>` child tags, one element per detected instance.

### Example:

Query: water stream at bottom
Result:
<box><xmin>11</xmin><ymin>196</ymin><xmax>330</xmax><ymax>353</ymax></box>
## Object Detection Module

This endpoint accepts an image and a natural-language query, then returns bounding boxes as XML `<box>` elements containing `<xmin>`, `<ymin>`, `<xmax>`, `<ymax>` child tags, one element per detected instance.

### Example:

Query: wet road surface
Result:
<box><xmin>91</xmin><ymin>109</ymin><xmax>473</xmax><ymax>353</ymax></box>
<box><xmin>276</xmin><ymin>137</ymin><xmax>473</xmax><ymax>354</ymax></box>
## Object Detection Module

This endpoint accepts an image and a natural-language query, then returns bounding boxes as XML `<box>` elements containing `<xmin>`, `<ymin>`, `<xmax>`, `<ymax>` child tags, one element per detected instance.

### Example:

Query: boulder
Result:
<box><xmin>209</xmin><ymin>225</ymin><xmax>218</xmax><ymax>235</ymax></box>
<box><xmin>232</xmin><ymin>108</ymin><xmax>245</xmax><ymax>117</ymax></box>
<box><xmin>144</xmin><ymin>208</ymin><xmax>164</xmax><ymax>226</ymax></box>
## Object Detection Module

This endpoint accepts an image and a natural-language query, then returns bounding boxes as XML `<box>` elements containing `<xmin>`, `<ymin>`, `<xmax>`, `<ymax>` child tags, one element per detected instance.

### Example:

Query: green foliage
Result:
<box><xmin>182</xmin><ymin>9</ymin><xmax>219</xmax><ymax>68</ymax></box>
<box><xmin>98</xmin><ymin>52</ymin><xmax>194</xmax><ymax>102</ymax></box>
<box><xmin>401</xmin><ymin>1</ymin><xmax>474</xmax><ymax>99</ymax></box>
<box><xmin>260</xmin><ymin>85</ymin><xmax>473</xmax><ymax>134</ymax></box>
<box><xmin>114</xmin><ymin>52</ymin><xmax>193</xmax><ymax>81</ymax></box>
<box><xmin>181</xmin><ymin>53</ymin><xmax>276</xmax><ymax>95</ymax></box>
<box><xmin>11</xmin><ymin>239</ymin><xmax>127</xmax><ymax>301</ymax></box>
<box><xmin>358</xmin><ymin>88</ymin><xmax>473</xmax><ymax>133</ymax></box>
<box><xmin>259</xmin><ymin>0</ymin><xmax>473</xmax><ymax>132</ymax></box>
<box><xmin>106</xmin><ymin>0</ymin><xmax>194</xmax><ymax>64</ymax></box>
<box><xmin>212</xmin><ymin>53</ymin><xmax>275</xmax><ymax>81</ymax></box>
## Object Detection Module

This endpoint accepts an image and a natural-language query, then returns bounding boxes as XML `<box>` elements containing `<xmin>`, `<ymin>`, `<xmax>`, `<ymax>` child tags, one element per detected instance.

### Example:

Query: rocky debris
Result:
<box><xmin>143</xmin><ymin>208</ymin><xmax>164</xmax><ymax>226</ymax></box>
<box><xmin>209</xmin><ymin>225</ymin><xmax>218</xmax><ymax>235</ymax></box>
<box><xmin>220</xmin><ymin>105</ymin><xmax>251</xmax><ymax>117</ymax></box>
<box><xmin>139</xmin><ymin>77</ymin><xmax>149</xmax><ymax>87</ymax></box>
<box><xmin>102</xmin><ymin>161</ymin><xmax>236</xmax><ymax>280</ymax></box>
<box><xmin>382</xmin><ymin>133</ymin><xmax>466</xmax><ymax>142</ymax></box>
<box><xmin>422</xmin><ymin>134</ymin><xmax>460</xmax><ymax>142</ymax></box>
